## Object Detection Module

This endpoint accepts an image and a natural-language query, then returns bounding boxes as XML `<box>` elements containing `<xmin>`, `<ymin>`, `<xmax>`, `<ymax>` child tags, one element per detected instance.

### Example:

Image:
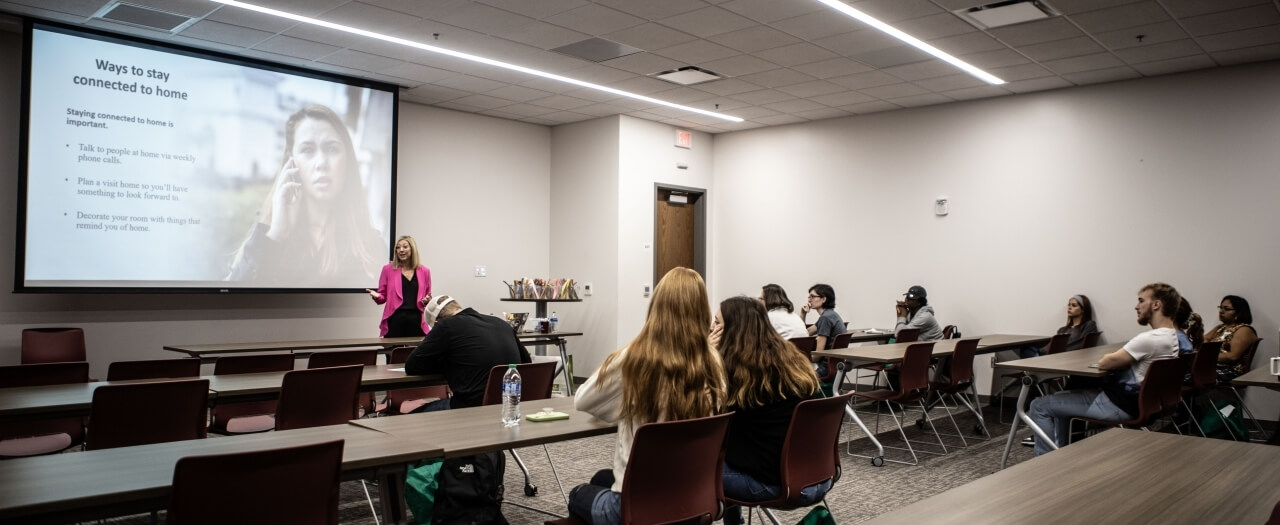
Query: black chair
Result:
<box><xmin>106</xmin><ymin>358</ymin><xmax>202</xmax><ymax>381</ymax></box>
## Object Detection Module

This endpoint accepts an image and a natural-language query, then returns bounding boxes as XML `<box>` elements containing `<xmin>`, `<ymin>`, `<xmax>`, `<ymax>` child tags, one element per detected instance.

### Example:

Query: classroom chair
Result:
<box><xmin>1223</xmin><ymin>338</ymin><xmax>1269</xmax><ymax>441</ymax></box>
<box><xmin>1180</xmin><ymin>342</ymin><xmax>1224</xmax><ymax>438</ymax></box>
<box><xmin>105</xmin><ymin>358</ymin><xmax>201</xmax><ymax>381</ymax></box>
<box><xmin>308</xmin><ymin>349</ymin><xmax>378</xmax><ymax>416</ymax></box>
<box><xmin>1069</xmin><ymin>357</ymin><xmax>1186</xmax><ymax>443</ymax></box>
<box><xmin>926</xmin><ymin>338</ymin><xmax>989</xmax><ymax>444</ymax></box>
<box><xmin>998</xmin><ymin>333</ymin><xmax>1069</xmax><ymax>424</ymax></box>
<box><xmin>850</xmin><ymin>342</ymin><xmax>945</xmax><ymax>465</ymax></box>
<box><xmin>85</xmin><ymin>379</ymin><xmax>209</xmax><ymax>450</ymax></box>
<box><xmin>482</xmin><ymin>361</ymin><xmax>564</xmax><ymax>503</ymax></box>
<box><xmin>0</xmin><ymin>362</ymin><xmax>89</xmax><ymax>458</ymax></box>
<box><xmin>854</xmin><ymin>328</ymin><xmax>920</xmax><ymax>392</ymax></box>
<box><xmin>21</xmin><ymin>327</ymin><xmax>86</xmax><ymax>364</ymax></box>
<box><xmin>274</xmin><ymin>365</ymin><xmax>363</xmax><ymax>431</ymax></box>
<box><xmin>209</xmin><ymin>353</ymin><xmax>295</xmax><ymax>434</ymax></box>
<box><xmin>381</xmin><ymin>345</ymin><xmax>448</xmax><ymax>415</ymax></box>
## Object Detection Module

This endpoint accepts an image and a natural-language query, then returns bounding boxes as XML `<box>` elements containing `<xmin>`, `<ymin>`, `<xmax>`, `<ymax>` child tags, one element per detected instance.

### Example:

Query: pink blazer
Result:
<box><xmin>372</xmin><ymin>264</ymin><xmax>432</xmax><ymax>337</ymax></box>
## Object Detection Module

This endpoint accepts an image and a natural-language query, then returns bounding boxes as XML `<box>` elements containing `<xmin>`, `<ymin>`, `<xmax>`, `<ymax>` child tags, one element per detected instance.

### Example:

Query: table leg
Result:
<box><xmin>835</xmin><ymin>362</ymin><xmax>884</xmax><ymax>466</ymax></box>
<box><xmin>377</xmin><ymin>465</ymin><xmax>409</xmax><ymax>525</ymax></box>
<box><xmin>1000</xmin><ymin>375</ymin><xmax>1057</xmax><ymax>469</ymax></box>
<box><xmin>557</xmin><ymin>339</ymin><xmax>573</xmax><ymax>396</ymax></box>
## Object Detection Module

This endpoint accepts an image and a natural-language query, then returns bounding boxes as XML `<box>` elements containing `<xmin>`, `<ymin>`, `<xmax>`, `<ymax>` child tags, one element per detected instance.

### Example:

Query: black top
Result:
<box><xmin>397</xmin><ymin>273</ymin><xmax>419</xmax><ymax>313</ymax></box>
<box><xmin>405</xmin><ymin>307</ymin><xmax>531</xmax><ymax>409</ymax></box>
<box><xmin>724</xmin><ymin>395</ymin><xmax>812</xmax><ymax>485</ymax></box>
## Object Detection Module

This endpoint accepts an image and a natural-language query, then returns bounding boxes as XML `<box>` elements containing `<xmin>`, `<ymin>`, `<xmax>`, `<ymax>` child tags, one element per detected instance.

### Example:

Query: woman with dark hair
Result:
<box><xmin>761</xmin><ymin>284</ymin><xmax>808</xmax><ymax>339</ymax></box>
<box><xmin>568</xmin><ymin>267</ymin><xmax>727</xmax><ymax>525</ymax></box>
<box><xmin>715</xmin><ymin>296</ymin><xmax>826</xmax><ymax>525</ymax></box>
<box><xmin>229</xmin><ymin>104</ymin><xmax>384</xmax><ymax>284</ymax></box>
<box><xmin>1175</xmin><ymin>296</ymin><xmax>1204</xmax><ymax>354</ymax></box>
<box><xmin>801</xmin><ymin>284</ymin><xmax>844</xmax><ymax>378</ymax></box>
<box><xmin>1205</xmin><ymin>295</ymin><xmax>1258</xmax><ymax>381</ymax></box>
<box><xmin>1019</xmin><ymin>294</ymin><xmax>1100</xmax><ymax>358</ymax></box>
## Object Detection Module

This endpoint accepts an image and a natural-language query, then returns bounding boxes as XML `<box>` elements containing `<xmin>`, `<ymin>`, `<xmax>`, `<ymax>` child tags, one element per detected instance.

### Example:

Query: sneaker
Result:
<box><xmin>1021</xmin><ymin>436</ymin><xmax>1035</xmax><ymax>447</ymax></box>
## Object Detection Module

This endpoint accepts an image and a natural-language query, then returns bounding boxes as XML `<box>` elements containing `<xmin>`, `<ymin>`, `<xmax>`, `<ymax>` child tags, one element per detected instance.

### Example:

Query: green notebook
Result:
<box><xmin>526</xmin><ymin>410</ymin><xmax>569</xmax><ymax>422</ymax></box>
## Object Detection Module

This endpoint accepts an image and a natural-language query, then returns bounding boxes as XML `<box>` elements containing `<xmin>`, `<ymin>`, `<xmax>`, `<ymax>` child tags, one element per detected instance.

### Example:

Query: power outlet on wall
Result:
<box><xmin>583</xmin><ymin>283</ymin><xmax>593</xmax><ymax>296</ymax></box>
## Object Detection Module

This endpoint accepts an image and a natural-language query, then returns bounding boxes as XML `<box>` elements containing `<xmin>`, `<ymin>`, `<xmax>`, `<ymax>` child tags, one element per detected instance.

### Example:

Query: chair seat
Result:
<box><xmin>0</xmin><ymin>433</ymin><xmax>73</xmax><ymax>457</ymax></box>
<box><xmin>224</xmin><ymin>415</ymin><xmax>276</xmax><ymax>434</ymax></box>
<box><xmin>544</xmin><ymin>517</ymin><xmax>585</xmax><ymax>525</ymax></box>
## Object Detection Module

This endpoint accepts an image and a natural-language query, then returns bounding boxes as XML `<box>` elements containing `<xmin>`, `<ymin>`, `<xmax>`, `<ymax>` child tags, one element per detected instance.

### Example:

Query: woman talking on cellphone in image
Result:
<box><xmin>228</xmin><ymin>104</ymin><xmax>384</xmax><ymax>285</ymax></box>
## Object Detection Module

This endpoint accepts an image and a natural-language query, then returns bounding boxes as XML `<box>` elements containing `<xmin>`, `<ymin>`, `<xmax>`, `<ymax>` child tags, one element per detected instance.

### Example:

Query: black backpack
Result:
<box><xmin>433</xmin><ymin>451</ymin><xmax>508</xmax><ymax>525</ymax></box>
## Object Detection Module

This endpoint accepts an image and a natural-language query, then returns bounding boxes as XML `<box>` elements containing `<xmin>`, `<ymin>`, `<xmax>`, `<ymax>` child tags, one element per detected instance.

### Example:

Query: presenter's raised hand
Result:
<box><xmin>266</xmin><ymin>157</ymin><xmax>301</xmax><ymax>240</ymax></box>
<box><xmin>366</xmin><ymin>289</ymin><xmax>382</xmax><ymax>301</ymax></box>
<box><xmin>419</xmin><ymin>292</ymin><xmax>432</xmax><ymax>307</ymax></box>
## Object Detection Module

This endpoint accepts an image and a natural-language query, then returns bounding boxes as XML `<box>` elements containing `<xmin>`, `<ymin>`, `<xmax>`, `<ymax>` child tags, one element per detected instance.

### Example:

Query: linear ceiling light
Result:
<box><xmin>209</xmin><ymin>0</ymin><xmax>744</xmax><ymax>122</ymax></box>
<box><xmin>811</xmin><ymin>0</ymin><xmax>1005</xmax><ymax>85</ymax></box>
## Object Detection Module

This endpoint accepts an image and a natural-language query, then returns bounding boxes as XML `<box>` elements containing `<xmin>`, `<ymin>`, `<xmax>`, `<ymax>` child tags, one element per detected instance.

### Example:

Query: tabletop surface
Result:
<box><xmin>862</xmin><ymin>428</ymin><xmax>1280</xmax><ymax>524</ymax></box>
<box><xmin>992</xmin><ymin>343</ymin><xmax>1123</xmax><ymax>378</ymax></box>
<box><xmin>1231</xmin><ymin>366</ymin><xmax>1280</xmax><ymax>390</ymax></box>
<box><xmin>350</xmin><ymin>396</ymin><xmax>616</xmax><ymax>458</ymax></box>
<box><xmin>0</xmin><ymin>423</ymin><xmax>441</xmax><ymax>521</ymax></box>
<box><xmin>163</xmin><ymin>336</ymin><xmax>426</xmax><ymax>354</ymax></box>
<box><xmin>515</xmin><ymin>331</ymin><xmax>584</xmax><ymax>339</ymax></box>
<box><xmin>812</xmin><ymin>334</ymin><xmax>1051</xmax><ymax>363</ymax></box>
<box><xmin>204</xmin><ymin>365</ymin><xmax>446</xmax><ymax>396</ymax></box>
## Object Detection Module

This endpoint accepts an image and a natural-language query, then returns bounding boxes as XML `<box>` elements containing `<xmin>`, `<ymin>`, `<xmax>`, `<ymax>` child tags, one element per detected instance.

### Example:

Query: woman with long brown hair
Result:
<box><xmin>716</xmin><ymin>295</ymin><xmax>827</xmax><ymax>525</ymax></box>
<box><xmin>568</xmin><ymin>267</ymin><xmax>727</xmax><ymax>525</ymax></box>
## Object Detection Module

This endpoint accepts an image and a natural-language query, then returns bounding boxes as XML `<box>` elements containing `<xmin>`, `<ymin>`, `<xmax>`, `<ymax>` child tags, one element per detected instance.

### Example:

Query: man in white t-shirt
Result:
<box><xmin>1028</xmin><ymin>283</ymin><xmax>1182</xmax><ymax>456</ymax></box>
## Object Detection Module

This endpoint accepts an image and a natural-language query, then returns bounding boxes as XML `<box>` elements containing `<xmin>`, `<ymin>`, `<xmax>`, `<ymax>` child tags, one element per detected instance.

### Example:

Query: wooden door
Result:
<box><xmin>656</xmin><ymin>192</ymin><xmax>695</xmax><ymax>281</ymax></box>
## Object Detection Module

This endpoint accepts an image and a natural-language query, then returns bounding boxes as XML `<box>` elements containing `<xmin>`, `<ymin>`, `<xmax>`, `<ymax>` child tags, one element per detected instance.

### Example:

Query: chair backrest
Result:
<box><xmin>1134</xmin><ymin>358</ymin><xmax>1185</xmax><ymax>422</ymax></box>
<box><xmin>1044</xmin><ymin>333</ymin><xmax>1070</xmax><ymax>355</ymax></box>
<box><xmin>896</xmin><ymin>343</ymin><xmax>936</xmax><ymax>394</ymax></box>
<box><xmin>388</xmin><ymin>345</ymin><xmax>415</xmax><ymax>365</ymax></box>
<box><xmin>945</xmin><ymin>339</ymin><xmax>981</xmax><ymax>386</ymax></box>
<box><xmin>0</xmin><ymin>361</ymin><xmax>90</xmax><ymax>387</ymax></box>
<box><xmin>213</xmin><ymin>353</ymin><xmax>296</xmax><ymax>375</ymax></box>
<box><xmin>1239</xmin><ymin>338</ymin><xmax>1264</xmax><ymax>373</ymax></box>
<box><xmin>941</xmin><ymin>325</ymin><xmax>958</xmax><ymax>339</ymax></box>
<box><xmin>788</xmin><ymin>336</ymin><xmax>817</xmax><ymax>355</ymax></box>
<box><xmin>86</xmin><ymin>379</ymin><xmax>210</xmax><ymax>450</ymax></box>
<box><xmin>21</xmin><ymin>327</ymin><xmax>86</xmax><ymax>364</ymax></box>
<box><xmin>307</xmin><ymin>349</ymin><xmax>378</xmax><ymax>369</ymax></box>
<box><xmin>778</xmin><ymin>393</ymin><xmax>853</xmax><ymax>506</ymax></box>
<box><xmin>169</xmin><ymin>439</ymin><xmax>343</xmax><ymax>525</ymax></box>
<box><xmin>621</xmin><ymin>412</ymin><xmax>733</xmax><ymax>525</ymax></box>
<box><xmin>106</xmin><ymin>358</ymin><xmax>202</xmax><ymax>381</ymax></box>
<box><xmin>896</xmin><ymin>328</ymin><xmax>921</xmax><ymax>343</ymax></box>
<box><xmin>1188</xmin><ymin>341</ymin><xmax>1223</xmax><ymax>390</ymax></box>
<box><xmin>830</xmin><ymin>332</ymin><xmax>851</xmax><ymax>349</ymax></box>
<box><xmin>1081</xmin><ymin>331</ymin><xmax>1102</xmax><ymax>349</ymax></box>
<box><xmin>481</xmin><ymin>361</ymin><xmax>558</xmax><ymax>406</ymax></box>
<box><xmin>275</xmin><ymin>365</ymin><xmax>363</xmax><ymax>431</ymax></box>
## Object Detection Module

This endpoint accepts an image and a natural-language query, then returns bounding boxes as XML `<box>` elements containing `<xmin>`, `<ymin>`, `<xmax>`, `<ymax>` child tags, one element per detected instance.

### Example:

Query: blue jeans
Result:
<box><xmin>567</xmin><ymin>469</ymin><xmax>621</xmax><ymax>525</ymax></box>
<box><xmin>721</xmin><ymin>464</ymin><xmax>832</xmax><ymax>525</ymax></box>
<box><xmin>1028</xmin><ymin>389</ymin><xmax>1131</xmax><ymax>456</ymax></box>
<box><xmin>1018</xmin><ymin>344</ymin><xmax>1042</xmax><ymax>359</ymax></box>
<box><xmin>408</xmin><ymin>397</ymin><xmax>451</xmax><ymax>413</ymax></box>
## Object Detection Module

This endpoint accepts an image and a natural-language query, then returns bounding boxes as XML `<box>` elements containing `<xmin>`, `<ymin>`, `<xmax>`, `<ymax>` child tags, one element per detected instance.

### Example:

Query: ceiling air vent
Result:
<box><xmin>95</xmin><ymin>2</ymin><xmax>196</xmax><ymax>33</ymax></box>
<box><xmin>653</xmin><ymin>66</ymin><xmax>722</xmax><ymax>86</ymax></box>
<box><xmin>551</xmin><ymin>38</ymin><xmax>642</xmax><ymax>63</ymax></box>
<box><xmin>955</xmin><ymin>0</ymin><xmax>1058</xmax><ymax>30</ymax></box>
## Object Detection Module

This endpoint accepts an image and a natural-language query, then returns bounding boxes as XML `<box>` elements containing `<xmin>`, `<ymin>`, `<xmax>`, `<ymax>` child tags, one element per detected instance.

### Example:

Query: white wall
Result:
<box><xmin>0</xmin><ymin>32</ymin><xmax>551</xmax><ymax>377</ymax></box>
<box><xmin>711</xmin><ymin>60</ymin><xmax>1280</xmax><ymax>416</ymax></box>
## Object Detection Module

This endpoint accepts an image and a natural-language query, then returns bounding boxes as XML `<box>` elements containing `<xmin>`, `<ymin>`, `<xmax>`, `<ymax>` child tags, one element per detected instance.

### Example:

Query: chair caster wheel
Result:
<box><xmin>524</xmin><ymin>484</ymin><xmax>537</xmax><ymax>497</ymax></box>
<box><xmin>974</xmin><ymin>424</ymin><xmax>985</xmax><ymax>435</ymax></box>
<box><xmin>871</xmin><ymin>456</ymin><xmax>885</xmax><ymax>467</ymax></box>
<box><xmin>915</xmin><ymin>418</ymin><xmax>926</xmax><ymax>430</ymax></box>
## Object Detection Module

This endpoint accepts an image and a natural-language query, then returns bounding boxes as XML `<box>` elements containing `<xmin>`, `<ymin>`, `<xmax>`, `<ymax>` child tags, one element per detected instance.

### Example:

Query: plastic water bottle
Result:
<box><xmin>501</xmin><ymin>364</ymin><xmax>521</xmax><ymax>427</ymax></box>
<box><xmin>549</xmin><ymin>311</ymin><xmax>558</xmax><ymax>333</ymax></box>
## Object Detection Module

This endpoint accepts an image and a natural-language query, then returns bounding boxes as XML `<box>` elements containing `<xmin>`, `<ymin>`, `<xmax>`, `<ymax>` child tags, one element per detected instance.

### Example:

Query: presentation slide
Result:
<box><xmin>20</xmin><ymin>23</ymin><xmax>396</xmax><ymax>291</ymax></box>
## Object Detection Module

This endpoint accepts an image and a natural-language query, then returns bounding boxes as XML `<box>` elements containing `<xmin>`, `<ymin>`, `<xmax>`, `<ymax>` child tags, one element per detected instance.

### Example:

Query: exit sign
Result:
<box><xmin>675</xmin><ymin>129</ymin><xmax>692</xmax><ymax>149</ymax></box>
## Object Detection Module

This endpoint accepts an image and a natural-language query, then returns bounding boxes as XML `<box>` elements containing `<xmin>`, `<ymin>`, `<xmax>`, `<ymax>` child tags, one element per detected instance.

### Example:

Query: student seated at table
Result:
<box><xmin>761</xmin><ymin>284</ymin><xmax>809</xmax><ymax>339</ymax></box>
<box><xmin>714</xmin><ymin>296</ymin><xmax>827</xmax><ymax>525</ymax></box>
<box><xmin>568</xmin><ymin>267</ymin><xmax>726</xmax><ymax>525</ymax></box>
<box><xmin>895</xmin><ymin>285</ymin><xmax>942</xmax><ymax>341</ymax></box>
<box><xmin>1019</xmin><ymin>294</ymin><xmax>1100</xmax><ymax>359</ymax></box>
<box><xmin>1028</xmin><ymin>283</ymin><xmax>1183</xmax><ymax>456</ymax></box>
<box><xmin>1175</xmin><ymin>296</ymin><xmax>1204</xmax><ymax>354</ymax></box>
<box><xmin>405</xmin><ymin>294</ymin><xmax>530</xmax><ymax>410</ymax></box>
<box><xmin>1206</xmin><ymin>295</ymin><xmax>1259</xmax><ymax>382</ymax></box>
<box><xmin>802</xmin><ymin>283</ymin><xmax>844</xmax><ymax>377</ymax></box>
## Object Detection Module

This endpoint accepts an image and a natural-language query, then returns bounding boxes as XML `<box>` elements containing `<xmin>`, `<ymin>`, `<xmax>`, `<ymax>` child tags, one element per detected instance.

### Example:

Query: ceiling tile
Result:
<box><xmin>651</xmin><ymin>86</ymin><xmax>719</xmax><ymax>104</ymax></box>
<box><xmin>693</xmin><ymin>78</ymin><xmax>765</xmax><ymax>96</ymax></box>
<box><xmin>828</xmin><ymin>70</ymin><xmax>903</xmax><ymax>89</ymax></box>
<box><xmin>1063</xmin><ymin>65</ymin><xmax>1142</xmax><ymax>85</ymax></box>
<box><xmin>791</xmin><ymin>58</ymin><xmax>876</xmax><ymax>79</ymax></box>
<box><xmin>205</xmin><ymin>6</ymin><xmax>297</xmax><ymax>33</ymax></box>
<box><xmin>566</xmin><ymin>63</ymin><xmax>637</xmax><ymax>84</ymax></box>
<box><xmin>860</xmin><ymin>82</ymin><xmax>929</xmax><ymax>99</ymax></box>
<box><xmin>601</xmin><ymin>52</ymin><xmax>684</xmax><ymax>75</ymax></box>
<box><xmin>178</xmin><ymin>20</ymin><xmax>273</xmax><ymax>48</ymax></box>
<box><xmin>474</xmin><ymin>0</ymin><xmax>589</xmax><ymax>20</ymax></box>
<box><xmin>989</xmin><ymin>18</ymin><xmax>1084</xmax><ymax>46</ymax></box>
<box><xmin>1210</xmin><ymin>42</ymin><xmax>1280</xmax><ymax>64</ymax></box>
<box><xmin>881</xmin><ymin>59</ymin><xmax>958</xmax><ymax>81</ymax></box>
<box><xmin>753</xmin><ymin>114</ymin><xmax>810</xmax><ymax>125</ymax></box>
<box><xmin>762</xmin><ymin>98</ymin><xmax>826</xmax><ymax>113</ymax></box>
<box><xmin>500</xmin><ymin>22</ymin><xmax>591</xmax><ymax>49</ymax></box>
<box><xmin>1182</xmin><ymin>5</ymin><xmax>1280</xmax><ymax>37</ymax></box>
<box><xmin>1002</xmin><ymin>76</ymin><xmax>1074</xmax><ymax>93</ymax></box>
<box><xmin>4</xmin><ymin>0</ymin><xmax>100</xmax><ymax>16</ymax></box>
<box><xmin>1048</xmin><ymin>0</ymin><xmax>1147</xmax><ymax>15</ymax></box>
<box><xmin>527</xmin><ymin>94</ymin><xmax>596</xmax><ymax>110</ymax></box>
<box><xmin>363</xmin><ymin>0</ymin><xmax>470</xmax><ymax>19</ymax></box>
<box><xmin>252</xmin><ymin>35</ymin><xmax>341</xmax><ymax>60</ymax></box>
<box><xmin>719</xmin><ymin>0</ymin><xmax>827</xmax><ymax>23</ymax></box>
<box><xmin>403</xmin><ymin>83</ymin><xmax>471</xmax><ymax>102</ymax></box>
<box><xmin>1070</xmin><ymin>1</ymin><xmax>1173</xmax><ymax>34</ymax></box>
<box><xmin>889</xmin><ymin>93</ymin><xmax>953</xmax><ymax>107</ymax></box>
<box><xmin>607</xmin><ymin>75</ymin><xmax>680</xmax><ymax>95</ymax></box>
<box><xmin>1019</xmin><ymin>36</ymin><xmax>1107</xmax><ymax>62</ymax></box>
<box><xmin>794</xmin><ymin>107</ymin><xmax>853</xmax><ymax>121</ymax></box>
<box><xmin>693</xmin><ymin>97</ymin><xmax>752</xmax><ymax>111</ymax></box>
<box><xmin>1094</xmin><ymin>21</ymin><xmax>1190</xmax><ymax>50</ymax></box>
<box><xmin>708</xmin><ymin>26</ymin><xmax>802</xmax><ymax>53</ymax></box>
<box><xmin>1197</xmin><ymin>25</ymin><xmax>1280</xmax><ymax>52</ymax></box>
<box><xmin>438</xmin><ymin>3</ymin><xmax>536</xmax><ymax>35</ymax></box>
<box><xmin>841</xmin><ymin>100</ymin><xmax>902</xmax><ymax>114</ymax></box>
<box><xmin>941</xmin><ymin>85</ymin><xmax>1011</xmax><ymax>100</ymax></box>
<box><xmin>602</xmin><ymin>23</ymin><xmax>699</xmax><ymax>51</ymax></box>
<box><xmin>167</xmin><ymin>35</ymin><xmax>251</xmax><ymax>55</ymax></box>
<box><xmin>1115</xmin><ymin>39</ymin><xmax>1204</xmax><ymax>63</ymax></box>
<box><xmin>540</xmin><ymin>111</ymin><xmax>597</xmax><ymax>123</ymax></box>
<box><xmin>929</xmin><ymin>32</ymin><xmax>1008</xmax><ymax>55</ymax></box>
<box><xmin>484</xmin><ymin>84</ymin><xmax>556</xmax><ymax>102</ymax></box>
<box><xmin>316</xmin><ymin>2</ymin><xmax>423</xmax><ymax>33</ymax></box>
<box><xmin>737</xmin><ymin>68</ymin><xmax>817</xmax><ymax>88</ymax></box>
<box><xmin>658</xmin><ymin>6</ymin><xmax>758</xmax><ymax>38</ymax></box>
<box><xmin>1160</xmin><ymin>0</ymin><xmax>1269</xmax><ymax>18</ymax></box>
<box><xmin>814</xmin><ymin>29</ymin><xmax>903</xmax><ymax>56</ymax></box>
<box><xmin>698</xmin><ymin>54</ymin><xmax>780</xmax><ymax>77</ymax></box>
<box><xmin>1130</xmin><ymin>53</ymin><xmax>1217</xmax><ymax>75</ymax></box>
<box><xmin>913</xmin><ymin>73</ymin><xmax>985</xmax><ymax>92</ymax></box>
<box><xmin>775</xmin><ymin>79</ymin><xmax>847</xmax><ymax>97</ymax></box>
<box><xmin>318</xmin><ymin>49</ymin><xmax>402</xmax><ymax>72</ymax></box>
<box><xmin>487</xmin><ymin>103</ymin><xmax>559</xmax><ymax>117</ymax></box>
<box><xmin>772</xmin><ymin>10</ymin><xmax>863</xmax><ymax>40</ymax></box>
<box><xmin>519</xmin><ymin>50</ymin><xmax>595</xmax><ymax>72</ymax></box>
<box><xmin>124</xmin><ymin>0</ymin><xmax>215</xmax><ymax>18</ymax></box>
<box><xmin>754</xmin><ymin>42</ymin><xmax>840</xmax><ymax>67</ymax></box>
<box><xmin>851</xmin><ymin>46</ymin><xmax>933</xmax><ymax>68</ymax></box>
<box><xmin>809</xmin><ymin>90</ymin><xmax>877</xmax><ymax>106</ymax></box>
<box><xmin>434</xmin><ymin>74</ymin><xmax>509</xmax><ymax>92</ymax></box>
<box><xmin>653</xmin><ymin>39</ymin><xmax>739</xmax><ymax>64</ymax></box>
<box><xmin>434</xmin><ymin>100</ymin><xmax>486</xmax><ymax>113</ymax></box>
<box><xmin>850</xmin><ymin>0</ymin><xmax>947</xmax><ymax>22</ymax></box>
<box><xmin>959</xmin><ymin>49</ymin><xmax>1030</xmax><ymax>69</ymax></box>
<box><xmin>729</xmin><ymin>89</ymin><xmax>798</xmax><ymax>104</ymax></box>
<box><xmin>894</xmin><ymin>12</ymin><xmax>977</xmax><ymax>41</ymax></box>
<box><xmin>1042</xmin><ymin>52</ymin><xmax>1126</xmax><ymax>74</ymax></box>
<box><xmin>728</xmin><ymin>106</ymin><xmax>782</xmax><ymax>119</ymax></box>
<box><xmin>593</xmin><ymin>0</ymin><xmax>708</xmax><ymax>20</ymax></box>
<box><xmin>562</xmin><ymin>87</ymin><xmax>623</xmax><ymax>102</ymax></box>
<box><xmin>379</xmin><ymin>62</ymin><xmax>457</xmax><ymax>83</ymax></box>
<box><xmin>986</xmin><ymin>63</ymin><xmax>1055</xmax><ymax>81</ymax></box>
<box><xmin>545</xmin><ymin>4</ymin><xmax>646</xmax><ymax>35</ymax></box>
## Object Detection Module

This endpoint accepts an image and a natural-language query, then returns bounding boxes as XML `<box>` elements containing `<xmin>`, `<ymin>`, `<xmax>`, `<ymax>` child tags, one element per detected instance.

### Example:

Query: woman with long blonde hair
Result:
<box><xmin>366</xmin><ymin>235</ymin><xmax>432</xmax><ymax>337</ymax></box>
<box><xmin>568</xmin><ymin>267</ymin><xmax>726</xmax><ymax>525</ymax></box>
<box><xmin>716</xmin><ymin>295</ymin><xmax>826</xmax><ymax>525</ymax></box>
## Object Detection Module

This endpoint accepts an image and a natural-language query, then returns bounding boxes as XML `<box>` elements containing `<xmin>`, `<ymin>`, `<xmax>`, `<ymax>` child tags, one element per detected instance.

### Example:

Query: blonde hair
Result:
<box><xmin>393</xmin><ymin>235</ymin><xmax>420</xmax><ymax>270</ymax></box>
<box><xmin>598</xmin><ymin>267</ymin><xmax>725</xmax><ymax>425</ymax></box>
<box><xmin>718</xmin><ymin>296</ymin><xmax>820</xmax><ymax>409</ymax></box>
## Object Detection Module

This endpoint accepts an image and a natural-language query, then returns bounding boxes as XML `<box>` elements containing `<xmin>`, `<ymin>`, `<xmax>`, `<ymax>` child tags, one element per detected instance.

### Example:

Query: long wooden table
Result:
<box><xmin>814</xmin><ymin>334</ymin><xmax>1052</xmax><ymax>466</ymax></box>
<box><xmin>1227</xmin><ymin>366</ymin><xmax>1278</xmax><ymax>442</ymax></box>
<box><xmin>0</xmin><ymin>365</ymin><xmax>445</xmax><ymax>424</ymax></box>
<box><xmin>163</xmin><ymin>336</ymin><xmax>426</xmax><ymax>358</ymax></box>
<box><xmin>993</xmin><ymin>343</ymin><xmax>1119</xmax><ymax>467</ymax></box>
<box><xmin>862</xmin><ymin>428</ymin><xmax>1280</xmax><ymax>524</ymax></box>
<box><xmin>0</xmin><ymin>423</ymin><xmax>442</xmax><ymax>524</ymax></box>
<box><xmin>350</xmin><ymin>396</ymin><xmax>616</xmax><ymax>459</ymax></box>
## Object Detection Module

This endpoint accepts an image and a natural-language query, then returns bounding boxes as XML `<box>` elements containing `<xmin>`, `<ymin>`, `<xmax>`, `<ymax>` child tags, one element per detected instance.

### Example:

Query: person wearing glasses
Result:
<box><xmin>801</xmin><ymin>284</ymin><xmax>844</xmax><ymax>377</ymax></box>
<box><xmin>1206</xmin><ymin>295</ymin><xmax>1258</xmax><ymax>381</ymax></box>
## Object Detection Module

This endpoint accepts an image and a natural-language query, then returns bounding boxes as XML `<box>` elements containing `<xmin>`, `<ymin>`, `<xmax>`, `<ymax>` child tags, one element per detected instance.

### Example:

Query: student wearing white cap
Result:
<box><xmin>405</xmin><ymin>294</ymin><xmax>531</xmax><ymax>409</ymax></box>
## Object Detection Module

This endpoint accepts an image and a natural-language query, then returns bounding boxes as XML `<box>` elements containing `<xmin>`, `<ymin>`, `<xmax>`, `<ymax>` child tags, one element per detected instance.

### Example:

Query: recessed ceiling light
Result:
<box><xmin>811</xmin><ymin>0</ymin><xmax>1005</xmax><ymax>85</ymax></box>
<box><xmin>208</xmin><ymin>0</ymin><xmax>743</xmax><ymax>122</ymax></box>
<box><xmin>654</xmin><ymin>66</ymin><xmax>722</xmax><ymax>86</ymax></box>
